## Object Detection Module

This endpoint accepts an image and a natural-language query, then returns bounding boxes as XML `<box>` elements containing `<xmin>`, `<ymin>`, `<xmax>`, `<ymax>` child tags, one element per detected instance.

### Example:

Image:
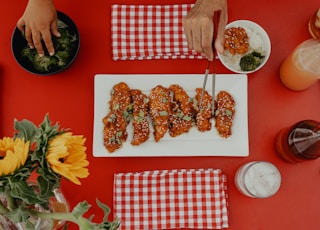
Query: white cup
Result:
<box><xmin>234</xmin><ymin>161</ymin><xmax>281</xmax><ymax>198</ymax></box>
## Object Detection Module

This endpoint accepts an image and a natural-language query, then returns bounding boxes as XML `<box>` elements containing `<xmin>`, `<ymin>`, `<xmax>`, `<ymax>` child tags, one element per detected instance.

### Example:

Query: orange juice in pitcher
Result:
<box><xmin>279</xmin><ymin>39</ymin><xmax>320</xmax><ymax>91</ymax></box>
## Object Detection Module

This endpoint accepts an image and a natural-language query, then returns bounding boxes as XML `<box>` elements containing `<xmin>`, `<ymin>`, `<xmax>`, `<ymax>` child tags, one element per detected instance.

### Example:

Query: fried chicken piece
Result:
<box><xmin>148</xmin><ymin>85</ymin><xmax>171</xmax><ymax>142</ymax></box>
<box><xmin>224</xmin><ymin>27</ymin><xmax>249</xmax><ymax>55</ymax></box>
<box><xmin>194</xmin><ymin>88</ymin><xmax>213</xmax><ymax>132</ymax></box>
<box><xmin>109</xmin><ymin>82</ymin><xmax>132</xmax><ymax>121</ymax></box>
<box><xmin>103</xmin><ymin>82</ymin><xmax>132</xmax><ymax>153</ymax></box>
<box><xmin>103</xmin><ymin>113</ymin><xmax>128</xmax><ymax>153</ymax></box>
<box><xmin>168</xmin><ymin>84</ymin><xmax>195</xmax><ymax>137</ymax></box>
<box><xmin>215</xmin><ymin>91</ymin><xmax>235</xmax><ymax>138</ymax></box>
<box><xmin>130</xmin><ymin>89</ymin><xmax>150</xmax><ymax>145</ymax></box>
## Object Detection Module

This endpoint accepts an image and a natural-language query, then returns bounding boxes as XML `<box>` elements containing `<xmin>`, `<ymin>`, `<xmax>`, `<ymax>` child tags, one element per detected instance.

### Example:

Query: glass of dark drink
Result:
<box><xmin>275</xmin><ymin>120</ymin><xmax>320</xmax><ymax>163</ymax></box>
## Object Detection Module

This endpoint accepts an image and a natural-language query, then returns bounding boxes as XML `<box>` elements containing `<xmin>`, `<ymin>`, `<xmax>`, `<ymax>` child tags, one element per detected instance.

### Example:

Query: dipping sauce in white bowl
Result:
<box><xmin>234</xmin><ymin>161</ymin><xmax>281</xmax><ymax>198</ymax></box>
<box><xmin>218</xmin><ymin>20</ymin><xmax>271</xmax><ymax>74</ymax></box>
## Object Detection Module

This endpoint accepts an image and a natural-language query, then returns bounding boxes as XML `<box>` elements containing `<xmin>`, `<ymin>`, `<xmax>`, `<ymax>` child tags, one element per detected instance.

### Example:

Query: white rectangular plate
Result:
<box><xmin>93</xmin><ymin>74</ymin><xmax>248</xmax><ymax>157</ymax></box>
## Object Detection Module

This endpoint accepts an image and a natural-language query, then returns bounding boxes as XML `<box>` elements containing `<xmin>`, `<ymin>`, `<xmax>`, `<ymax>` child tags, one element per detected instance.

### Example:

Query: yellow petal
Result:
<box><xmin>0</xmin><ymin>137</ymin><xmax>29</xmax><ymax>176</ymax></box>
<box><xmin>46</xmin><ymin>133</ymin><xmax>89</xmax><ymax>185</ymax></box>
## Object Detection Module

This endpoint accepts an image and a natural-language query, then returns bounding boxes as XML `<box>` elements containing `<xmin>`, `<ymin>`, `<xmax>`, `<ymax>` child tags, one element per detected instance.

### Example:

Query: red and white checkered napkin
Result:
<box><xmin>111</xmin><ymin>4</ymin><xmax>205</xmax><ymax>60</ymax></box>
<box><xmin>113</xmin><ymin>169</ymin><xmax>229</xmax><ymax>230</ymax></box>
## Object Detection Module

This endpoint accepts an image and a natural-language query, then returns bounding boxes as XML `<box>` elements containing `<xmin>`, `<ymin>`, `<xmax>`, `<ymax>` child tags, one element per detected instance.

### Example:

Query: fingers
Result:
<box><xmin>183</xmin><ymin>0</ymin><xmax>228</xmax><ymax>60</ymax></box>
<box><xmin>44</xmin><ymin>19</ymin><xmax>60</xmax><ymax>56</ymax></box>
<box><xmin>214</xmin><ymin>9</ymin><xmax>228</xmax><ymax>54</ymax></box>
<box><xmin>41</xmin><ymin>31</ymin><xmax>54</xmax><ymax>56</ymax></box>
<box><xmin>183</xmin><ymin>17</ymin><xmax>203</xmax><ymax>53</ymax></box>
<box><xmin>17</xmin><ymin>19</ymin><xmax>59</xmax><ymax>57</ymax></box>
<box><xmin>183</xmin><ymin>17</ymin><xmax>214</xmax><ymax>60</ymax></box>
<box><xmin>201</xmin><ymin>19</ymin><xmax>214</xmax><ymax>61</ymax></box>
<box><xmin>16</xmin><ymin>18</ymin><xmax>26</xmax><ymax>34</ymax></box>
<box><xmin>17</xmin><ymin>18</ymin><xmax>35</xmax><ymax>50</ymax></box>
<box><xmin>41</xmin><ymin>19</ymin><xmax>60</xmax><ymax>56</ymax></box>
<box><xmin>182</xmin><ymin>17</ymin><xmax>193</xmax><ymax>49</ymax></box>
<box><xmin>191</xmin><ymin>22</ymin><xmax>203</xmax><ymax>53</ymax></box>
<box><xmin>50</xmin><ymin>19</ymin><xmax>61</xmax><ymax>38</ymax></box>
<box><xmin>23</xmin><ymin>26</ymin><xmax>36</xmax><ymax>50</ymax></box>
<box><xmin>20</xmin><ymin>27</ymin><xmax>58</xmax><ymax>57</ymax></box>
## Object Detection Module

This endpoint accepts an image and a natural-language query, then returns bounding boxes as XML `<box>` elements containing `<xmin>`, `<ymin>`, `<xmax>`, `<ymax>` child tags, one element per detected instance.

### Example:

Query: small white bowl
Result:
<box><xmin>217</xmin><ymin>20</ymin><xmax>271</xmax><ymax>74</ymax></box>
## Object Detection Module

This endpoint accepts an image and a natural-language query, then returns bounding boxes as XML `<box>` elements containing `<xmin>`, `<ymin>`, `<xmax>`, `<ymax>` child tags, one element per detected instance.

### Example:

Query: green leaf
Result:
<box><xmin>96</xmin><ymin>199</ymin><xmax>111</xmax><ymax>222</ymax></box>
<box><xmin>72</xmin><ymin>201</ymin><xmax>91</xmax><ymax>219</ymax></box>
<box><xmin>25</xmin><ymin>219</ymin><xmax>37</xmax><ymax>230</ymax></box>
<box><xmin>5</xmin><ymin>206</ymin><xmax>30</xmax><ymax>223</ymax></box>
<box><xmin>9</xmin><ymin>181</ymin><xmax>47</xmax><ymax>205</ymax></box>
<box><xmin>37</xmin><ymin>176</ymin><xmax>57</xmax><ymax>201</ymax></box>
<box><xmin>14</xmin><ymin>119</ymin><xmax>40</xmax><ymax>142</ymax></box>
<box><xmin>39</xmin><ymin>113</ymin><xmax>61</xmax><ymax>137</ymax></box>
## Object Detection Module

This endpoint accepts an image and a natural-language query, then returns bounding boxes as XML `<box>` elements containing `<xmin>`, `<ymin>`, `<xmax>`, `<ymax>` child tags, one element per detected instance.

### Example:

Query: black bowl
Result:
<box><xmin>11</xmin><ymin>11</ymin><xmax>80</xmax><ymax>76</ymax></box>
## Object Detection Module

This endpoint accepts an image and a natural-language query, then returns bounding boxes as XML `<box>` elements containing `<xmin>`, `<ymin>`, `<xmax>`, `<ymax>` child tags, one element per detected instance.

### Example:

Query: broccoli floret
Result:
<box><xmin>33</xmin><ymin>55</ymin><xmax>59</xmax><ymax>72</ymax></box>
<box><xmin>240</xmin><ymin>51</ymin><xmax>265</xmax><ymax>71</ymax></box>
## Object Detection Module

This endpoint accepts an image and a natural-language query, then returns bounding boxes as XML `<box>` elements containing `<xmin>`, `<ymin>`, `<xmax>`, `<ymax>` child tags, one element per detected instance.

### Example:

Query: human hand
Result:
<box><xmin>17</xmin><ymin>0</ymin><xmax>60</xmax><ymax>57</ymax></box>
<box><xmin>182</xmin><ymin>0</ymin><xmax>228</xmax><ymax>61</ymax></box>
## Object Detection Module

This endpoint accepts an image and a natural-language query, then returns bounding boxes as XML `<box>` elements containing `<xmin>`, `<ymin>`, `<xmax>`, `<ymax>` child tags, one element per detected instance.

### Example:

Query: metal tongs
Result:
<box><xmin>198</xmin><ymin>61</ymin><xmax>210</xmax><ymax>110</ymax></box>
<box><xmin>198</xmin><ymin>58</ymin><xmax>216</xmax><ymax>116</ymax></box>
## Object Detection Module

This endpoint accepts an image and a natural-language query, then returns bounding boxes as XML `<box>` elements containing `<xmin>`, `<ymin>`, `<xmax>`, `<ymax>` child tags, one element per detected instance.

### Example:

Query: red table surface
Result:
<box><xmin>1</xmin><ymin>0</ymin><xmax>320</xmax><ymax>229</ymax></box>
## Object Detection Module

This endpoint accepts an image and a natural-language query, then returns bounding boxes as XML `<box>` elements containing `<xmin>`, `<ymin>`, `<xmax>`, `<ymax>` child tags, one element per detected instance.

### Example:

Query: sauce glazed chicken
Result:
<box><xmin>102</xmin><ymin>82</ymin><xmax>236</xmax><ymax>153</ymax></box>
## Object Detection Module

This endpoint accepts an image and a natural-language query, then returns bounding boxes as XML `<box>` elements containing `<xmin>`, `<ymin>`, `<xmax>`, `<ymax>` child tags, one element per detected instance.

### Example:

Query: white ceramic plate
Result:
<box><xmin>218</xmin><ymin>20</ymin><xmax>271</xmax><ymax>74</ymax></box>
<box><xmin>93</xmin><ymin>74</ymin><xmax>249</xmax><ymax>157</ymax></box>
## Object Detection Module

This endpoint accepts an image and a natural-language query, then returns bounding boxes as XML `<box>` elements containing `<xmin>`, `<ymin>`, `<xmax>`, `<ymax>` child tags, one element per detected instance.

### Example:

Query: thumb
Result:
<box><xmin>214</xmin><ymin>37</ymin><xmax>224</xmax><ymax>54</ymax></box>
<box><xmin>215</xmin><ymin>9</ymin><xmax>227</xmax><ymax>54</ymax></box>
<box><xmin>204</xmin><ymin>47</ymin><xmax>214</xmax><ymax>61</ymax></box>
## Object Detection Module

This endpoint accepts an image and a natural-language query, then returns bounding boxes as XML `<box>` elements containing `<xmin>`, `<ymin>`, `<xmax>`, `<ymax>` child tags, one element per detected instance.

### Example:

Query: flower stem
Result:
<box><xmin>0</xmin><ymin>189</ymin><xmax>16</xmax><ymax>213</ymax></box>
<box><xmin>34</xmin><ymin>211</ymin><xmax>76</xmax><ymax>222</ymax></box>
<box><xmin>4</xmin><ymin>191</ymin><xmax>16</xmax><ymax>211</ymax></box>
<box><xmin>0</xmin><ymin>200</ymin><xmax>9</xmax><ymax>214</ymax></box>
<box><xmin>33</xmin><ymin>211</ymin><xmax>95</xmax><ymax>230</ymax></box>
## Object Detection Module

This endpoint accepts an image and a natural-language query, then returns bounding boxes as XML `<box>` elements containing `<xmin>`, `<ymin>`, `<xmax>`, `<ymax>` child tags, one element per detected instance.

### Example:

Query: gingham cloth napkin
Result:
<box><xmin>113</xmin><ymin>169</ymin><xmax>229</xmax><ymax>230</ymax></box>
<box><xmin>111</xmin><ymin>4</ymin><xmax>205</xmax><ymax>60</ymax></box>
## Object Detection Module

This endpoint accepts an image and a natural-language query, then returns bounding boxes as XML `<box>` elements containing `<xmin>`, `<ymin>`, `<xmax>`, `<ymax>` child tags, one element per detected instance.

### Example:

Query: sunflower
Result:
<box><xmin>0</xmin><ymin>137</ymin><xmax>30</xmax><ymax>176</ymax></box>
<box><xmin>46</xmin><ymin>132</ymin><xmax>89</xmax><ymax>185</ymax></box>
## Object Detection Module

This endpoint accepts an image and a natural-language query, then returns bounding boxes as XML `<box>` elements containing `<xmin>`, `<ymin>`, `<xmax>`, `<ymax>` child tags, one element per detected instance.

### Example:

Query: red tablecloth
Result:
<box><xmin>0</xmin><ymin>0</ymin><xmax>319</xmax><ymax>229</ymax></box>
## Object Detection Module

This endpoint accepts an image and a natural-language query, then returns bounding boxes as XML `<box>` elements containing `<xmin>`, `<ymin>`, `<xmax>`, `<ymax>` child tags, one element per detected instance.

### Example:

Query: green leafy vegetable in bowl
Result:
<box><xmin>239</xmin><ymin>51</ymin><xmax>265</xmax><ymax>72</ymax></box>
<box><xmin>21</xmin><ymin>20</ymin><xmax>78</xmax><ymax>73</ymax></box>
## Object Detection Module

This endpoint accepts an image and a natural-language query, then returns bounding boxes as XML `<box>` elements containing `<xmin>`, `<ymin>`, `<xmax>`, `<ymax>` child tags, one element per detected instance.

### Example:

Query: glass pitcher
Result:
<box><xmin>275</xmin><ymin>120</ymin><xmax>320</xmax><ymax>163</ymax></box>
<box><xmin>308</xmin><ymin>8</ymin><xmax>320</xmax><ymax>39</ymax></box>
<box><xmin>279</xmin><ymin>39</ymin><xmax>320</xmax><ymax>91</ymax></box>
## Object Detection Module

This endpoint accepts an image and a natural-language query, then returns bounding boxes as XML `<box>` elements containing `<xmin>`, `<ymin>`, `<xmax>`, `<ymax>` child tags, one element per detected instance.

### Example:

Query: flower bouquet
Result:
<box><xmin>0</xmin><ymin>114</ymin><xmax>120</xmax><ymax>230</ymax></box>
